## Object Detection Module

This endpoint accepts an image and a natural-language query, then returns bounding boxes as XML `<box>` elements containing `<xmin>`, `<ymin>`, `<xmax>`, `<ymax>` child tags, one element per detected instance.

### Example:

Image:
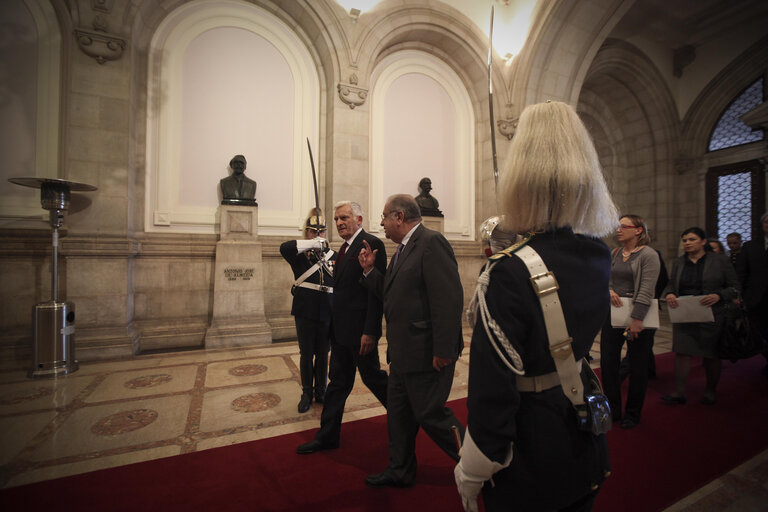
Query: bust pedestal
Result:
<box><xmin>421</xmin><ymin>215</ymin><xmax>444</xmax><ymax>234</ymax></box>
<box><xmin>204</xmin><ymin>205</ymin><xmax>272</xmax><ymax>348</ymax></box>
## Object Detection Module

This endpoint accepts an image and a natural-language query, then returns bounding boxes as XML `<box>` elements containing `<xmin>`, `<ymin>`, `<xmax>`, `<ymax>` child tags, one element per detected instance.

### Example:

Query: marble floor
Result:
<box><xmin>0</xmin><ymin>326</ymin><xmax>766</xmax><ymax>511</ymax></box>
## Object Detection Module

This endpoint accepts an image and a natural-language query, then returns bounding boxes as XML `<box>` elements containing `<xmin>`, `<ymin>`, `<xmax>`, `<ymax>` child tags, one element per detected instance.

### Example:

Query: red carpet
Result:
<box><xmin>1</xmin><ymin>353</ymin><xmax>766</xmax><ymax>512</ymax></box>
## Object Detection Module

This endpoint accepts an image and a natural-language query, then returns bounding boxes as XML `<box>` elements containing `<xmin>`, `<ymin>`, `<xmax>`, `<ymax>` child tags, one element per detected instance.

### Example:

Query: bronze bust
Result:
<box><xmin>220</xmin><ymin>154</ymin><xmax>257</xmax><ymax>206</ymax></box>
<box><xmin>415</xmin><ymin>177</ymin><xmax>443</xmax><ymax>217</ymax></box>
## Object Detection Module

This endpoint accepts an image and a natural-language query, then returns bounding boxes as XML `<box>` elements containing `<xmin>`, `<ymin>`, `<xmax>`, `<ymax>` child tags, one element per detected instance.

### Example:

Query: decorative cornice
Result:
<box><xmin>337</xmin><ymin>82</ymin><xmax>368</xmax><ymax>109</ymax></box>
<box><xmin>75</xmin><ymin>28</ymin><xmax>126</xmax><ymax>64</ymax></box>
<box><xmin>497</xmin><ymin>117</ymin><xmax>518</xmax><ymax>140</ymax></box>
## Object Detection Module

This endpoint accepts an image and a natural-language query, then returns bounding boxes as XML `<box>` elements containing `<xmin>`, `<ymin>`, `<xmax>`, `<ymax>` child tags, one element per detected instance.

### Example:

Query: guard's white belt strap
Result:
<box><xmin>295</xmin><ymin>282</ymin><xmax>333</xmax><ymax>293</ymax></box>
<box><xmin>516</xmin><ymin>359</ymin><xmax>583</xmax><ymax>392</ymax></box>
<box><xmin>514</xmin><ymin>245</ymin><xmax>585</xmax><ymax>407</ymax></box>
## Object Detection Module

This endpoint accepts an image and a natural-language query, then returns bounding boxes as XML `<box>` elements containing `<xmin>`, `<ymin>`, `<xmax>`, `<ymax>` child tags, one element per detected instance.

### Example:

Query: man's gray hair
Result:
<box><xmin>387</xmin><ymin>194</ymin><xmax>422</xmax><ymax>222</ymax></box>
<box><xmin>333</xmin><ymin>200</ymin><xmax>363</xmax><ymax>219</ymax></box>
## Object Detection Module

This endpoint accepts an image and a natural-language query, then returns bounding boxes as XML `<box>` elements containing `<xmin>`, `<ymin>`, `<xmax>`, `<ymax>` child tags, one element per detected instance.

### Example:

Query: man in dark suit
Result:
<box><xmin>358</xmin><ymin>194</ymin><xmax>464</xmax><ymax>488</ymax></box>
<box><xmin>736</xmin><ymin>212</ymin><xmax>768</xmax><ymax>371</ymax></box>
<box><xmin>296</xmin><ymin>201</ymin><xmax>388</xmax><ymax>453</ymax></box>
<box><xmin>727</xmin><ymin>232</ymin><xmax>743</xmax><ymax>266</ymax></box>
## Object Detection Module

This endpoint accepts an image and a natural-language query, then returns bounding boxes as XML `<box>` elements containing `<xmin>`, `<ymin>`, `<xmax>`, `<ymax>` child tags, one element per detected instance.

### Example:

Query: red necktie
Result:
<box><xmin>337</xmin><ymin>242</ymin><xmax>348</xmax><ymax>265</ymax></box>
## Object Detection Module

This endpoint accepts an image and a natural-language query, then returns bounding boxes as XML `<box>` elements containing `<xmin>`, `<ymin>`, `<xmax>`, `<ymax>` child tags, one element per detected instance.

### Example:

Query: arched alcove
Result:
<box><xmin>579</xmin><ymin>39</ymin><xmax>681</xmax><ymax>254</ymax></box>
<box><xmin>143</xmin><ymin>0</ymin><xmax>321</xmax><ymax>235</ymax></box>
<box><xmin>369</xmin><ymin>50</ymin><xmax>475</xmax><ymax>239</ymax></box>
<box><xmin>0</xmin><ymin>0</ymin><xmax>61</xmax><ymax>220</ymax></box>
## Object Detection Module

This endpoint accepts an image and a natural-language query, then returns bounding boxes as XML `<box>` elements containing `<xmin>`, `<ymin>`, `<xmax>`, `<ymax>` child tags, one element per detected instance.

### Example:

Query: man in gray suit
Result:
<box><xmin>358</xmin><ymin>194</ymin><xmax>464</xmax><ymax>488</ymax></box>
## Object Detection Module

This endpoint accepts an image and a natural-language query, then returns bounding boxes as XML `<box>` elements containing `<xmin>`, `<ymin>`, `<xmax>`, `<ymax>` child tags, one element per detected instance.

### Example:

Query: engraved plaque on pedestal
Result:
<box><xmin>205</xmin><ymin>205</ymin><xmax>272</xmax><ymax>347</ymax></box>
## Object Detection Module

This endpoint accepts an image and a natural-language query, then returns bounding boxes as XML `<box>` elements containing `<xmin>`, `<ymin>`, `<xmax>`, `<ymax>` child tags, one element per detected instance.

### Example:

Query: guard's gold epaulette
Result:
<box><xmin>488</xmin><ymin>233</ymin><xmax>533</xmax><ymax>261</ymax></box>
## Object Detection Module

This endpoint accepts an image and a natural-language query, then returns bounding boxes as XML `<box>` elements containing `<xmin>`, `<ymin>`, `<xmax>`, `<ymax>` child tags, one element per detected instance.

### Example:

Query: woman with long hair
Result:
<box><xmin>662</xmin><ymin>227</ymin><xmax>740</xmax><ymax>405</ymax></box>
<box><xmin>455</xmin><ymin>101</ymin><xmax>617</xmax><ymax>512</ymax></box>
<box><xmin>600</xmin><ymin>215</ymin><xmax>660</xmax><ymax>429</ymax></box>
<box><xmin>708</xmin><ymin>238</ymin><xmax>726</xmax><ymax>255</ymax></box>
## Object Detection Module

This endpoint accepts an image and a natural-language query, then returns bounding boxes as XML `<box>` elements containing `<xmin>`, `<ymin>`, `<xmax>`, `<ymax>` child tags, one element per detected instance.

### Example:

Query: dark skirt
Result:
<box><xmin>672</xmin><ymin>307</ymin><xmax>727</xmax><ymax>358</ymax></box>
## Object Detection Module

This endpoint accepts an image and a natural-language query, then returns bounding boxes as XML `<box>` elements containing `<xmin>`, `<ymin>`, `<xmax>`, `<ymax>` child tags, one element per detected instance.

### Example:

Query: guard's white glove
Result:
<box><xmin>454</xmin><ymin>429</ymin><xmax>513</xmax><ymax>512</ymax></box>
<box><xmin>296</xmin><ymin>238</ymin><xmax>326</xmax><ymax>254</ymax></box>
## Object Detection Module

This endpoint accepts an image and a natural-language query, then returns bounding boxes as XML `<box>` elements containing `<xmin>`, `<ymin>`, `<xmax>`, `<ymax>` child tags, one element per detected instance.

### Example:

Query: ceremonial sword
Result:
<box><xmin>488</xmin><ymin>4</ymin><xmax>499</xmax><ymax>188</ymax></box>
<box><xmin>306</xmin><ymin>138</ymin><xmax>333</xmax><ymax>279</ymax></box>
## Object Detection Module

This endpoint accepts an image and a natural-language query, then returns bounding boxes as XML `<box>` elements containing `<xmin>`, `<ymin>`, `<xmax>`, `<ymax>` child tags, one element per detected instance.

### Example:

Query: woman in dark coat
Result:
<box><xmin>662</xmin><ymin>227</ymin><xmax>740</xmax><ymax>405</ymax></box>
<box><xmin>454</xmin><ymin>101</ymin><xmax>618</xmax><ymax>512</ymax></box>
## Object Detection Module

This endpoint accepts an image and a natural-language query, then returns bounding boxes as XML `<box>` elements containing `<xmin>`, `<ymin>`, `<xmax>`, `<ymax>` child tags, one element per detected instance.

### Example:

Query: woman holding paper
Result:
<box><xmin>600</xmin><ymin>214</ymin><xmax>660</xmax><ymax>429</ymax></box>
<box><xmin>662</xmin><ymin>227</ymin><xmax>740</xmax><ymax>405</ymax></box>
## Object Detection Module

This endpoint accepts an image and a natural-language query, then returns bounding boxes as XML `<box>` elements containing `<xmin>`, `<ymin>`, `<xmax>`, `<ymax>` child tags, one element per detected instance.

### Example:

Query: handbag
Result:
<box><xmin>716</xmin><ymin>306</ymin><xmax>766</xmax><ymax>361</ymax></box>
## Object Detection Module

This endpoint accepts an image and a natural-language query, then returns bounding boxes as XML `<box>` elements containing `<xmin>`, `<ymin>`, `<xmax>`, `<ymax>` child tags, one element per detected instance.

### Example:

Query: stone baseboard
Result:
<box><xmin>74</xmin><ymin>324</ymin><xmax>140</xmax><ymax>361</ymax></box>
<box><xmin>267</xmin><ymin>314</ymin><xmax>297</xmax><ymax>341</ymax></box>
<box><xmin>204</xmin><ymin>319</ymin><xmax>272</xmax><ymax>348</ymax></box>
<box><xmin>135</xmin><ymin>319</ymin><xmax>208</xmax><ymax>353</ymax></box>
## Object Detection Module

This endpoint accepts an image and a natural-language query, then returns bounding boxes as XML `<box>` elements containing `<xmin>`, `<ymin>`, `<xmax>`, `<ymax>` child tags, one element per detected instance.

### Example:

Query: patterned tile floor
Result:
<box><xmin>0</xmin><ymin>325</ymin><xmax>765</xmax><ymax>511</ymax></box>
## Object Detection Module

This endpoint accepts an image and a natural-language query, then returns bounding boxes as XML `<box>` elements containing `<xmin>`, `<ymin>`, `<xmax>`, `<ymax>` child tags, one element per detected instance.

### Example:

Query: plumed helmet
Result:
<box><xmin>304</xmin><ymin>208</ymin><xmax>326</xmax><ymax>232</ymax></box>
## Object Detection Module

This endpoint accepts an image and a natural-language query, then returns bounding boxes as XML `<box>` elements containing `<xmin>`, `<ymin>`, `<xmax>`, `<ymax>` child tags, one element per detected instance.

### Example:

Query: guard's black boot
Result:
<box><xmin>298</xmin><ymin>359</ymin><xmax>314</xmax><ymax>413</ymax></box>
<box><xmin>298</xmin><ymin>394</ymin><xmax>312</xmax><ymax>413</ymax></box>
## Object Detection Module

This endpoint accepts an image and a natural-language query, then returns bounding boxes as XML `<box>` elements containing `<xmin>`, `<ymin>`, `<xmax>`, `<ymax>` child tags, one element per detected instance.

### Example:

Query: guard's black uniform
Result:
<box><xmin>466</xmin><ymin>229</ymin><xmax>611</xmax><ymax>511</ymax></box>
<box><xmin>280</xmin><ymin>240</ymin><xmax>334</xmax><ymax>401</ymax></box>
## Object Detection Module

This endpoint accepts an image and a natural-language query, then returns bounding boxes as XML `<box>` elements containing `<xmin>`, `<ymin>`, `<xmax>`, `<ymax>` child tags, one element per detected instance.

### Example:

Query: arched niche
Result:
<box><xmin>144</xmin><ymin>0</ymin><xmax>320</xmax><ymax>235</ymax></box>
<box><xmin>369</xmin><ymin>50</ymin><xmax>475</xmax><ymax>240</ymax></box>
<box><xmin>0</xmin><ymin>0</ymin><xmax>61</xmax><ymax>220</ymax></box>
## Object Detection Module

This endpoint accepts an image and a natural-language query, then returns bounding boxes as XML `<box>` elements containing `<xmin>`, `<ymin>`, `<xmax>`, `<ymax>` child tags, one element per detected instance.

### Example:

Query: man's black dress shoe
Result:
<box><xmin>620</xmin><ymin>418</ymin><xmax>639</xmax><ymax>429</ymax></box>
<box><xmin>298</xmin><ymin>394</ymin><xmax>312</xmax><ymax>413</ymax></box>
<box><xmin>296</xmin><ymin>439</ymin><xmax>338</xmax><ymax>454</ymax></box>
<box><xmin>701</xmin><ymin>396</ymin><xmax>716</xmax><ymax>405</ymax></box>
<box><xmin>365</xmin><ymin>471</ymin><xmax>414</xmax><ymax>488</ymax></box>
<box><xmin>660</xmin><ymin>394</ymin><xmax>687</xmax><ymax>405</ymax></box>
<box><xmin>314</xmin><ymin>392</ymin><xmax>325</xmax><ymax>404</ymax></box>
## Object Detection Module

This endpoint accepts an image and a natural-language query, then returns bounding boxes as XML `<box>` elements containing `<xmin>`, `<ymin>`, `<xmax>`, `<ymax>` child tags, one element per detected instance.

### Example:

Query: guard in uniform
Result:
<box><xmin>280</xmin><ymin>209</ymin><xmax>335</xmax><ymax>413</ymax></box>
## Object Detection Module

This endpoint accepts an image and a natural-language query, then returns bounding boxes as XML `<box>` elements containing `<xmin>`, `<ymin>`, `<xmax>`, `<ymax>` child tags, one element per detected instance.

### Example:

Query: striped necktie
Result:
<box><xmin>390</xmin><ymin>243</ymin><xmax>404</xmax><ymax>270</ymax></box>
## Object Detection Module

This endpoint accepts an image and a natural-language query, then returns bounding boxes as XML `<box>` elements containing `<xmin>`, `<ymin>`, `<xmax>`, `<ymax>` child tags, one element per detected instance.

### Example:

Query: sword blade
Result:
<box><xmin>488</xmin><ymin>4</ymin><xmax>499</xmax><ymax>188</ymax></box>
<box><xmin>306</xmin><ymin>137</ymin><xmax>320</xmax><ymax>215</ymax></box>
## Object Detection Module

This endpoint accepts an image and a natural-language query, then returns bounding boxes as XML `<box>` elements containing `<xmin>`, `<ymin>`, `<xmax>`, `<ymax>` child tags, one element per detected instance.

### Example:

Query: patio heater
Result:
<box><xmin>8</xmin><ymin>177</ymin><xmax>98</xmax><ymax>378</ymax></box>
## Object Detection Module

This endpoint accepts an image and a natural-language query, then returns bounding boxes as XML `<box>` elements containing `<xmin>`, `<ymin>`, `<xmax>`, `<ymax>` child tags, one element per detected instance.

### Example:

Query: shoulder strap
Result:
<box><xmin>294</xmin><ymin>250</ymin><xmax>334</xmax><ymax>288</ymax></box>
<box><xmin>488</xmin><ymin>231</ymin><xmax>533</xmax><ymax>261</ymax></box>
<box><xmin>513</xmin><ymin>245</ymin><xmax>585</xmax><ymax>408</ymax></box>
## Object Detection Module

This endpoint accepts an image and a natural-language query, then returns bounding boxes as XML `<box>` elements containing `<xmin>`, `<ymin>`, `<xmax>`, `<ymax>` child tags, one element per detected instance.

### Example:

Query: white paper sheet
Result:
<box><xmin>666</xmin><ymin>295</ymin><xmax>715</xmax><ymax>323</ymax></box>
<box><xmin>610</xmin><ymin>299</ymin><xmax>660</xmax><ymax>329</ymax></box>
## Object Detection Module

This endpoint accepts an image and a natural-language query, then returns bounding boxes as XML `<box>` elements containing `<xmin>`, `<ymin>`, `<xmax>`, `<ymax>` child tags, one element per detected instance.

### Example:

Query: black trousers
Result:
<box><xmin>600</xmin><ymin>324</ymin><xmax>653</xmax><ymax>422</ymax></box>
<box><xmin>294</xmin><ymin>317</ymin><xmax>330</xmax><ymax>397</ymax></box>
<box><xmin>384</xmin><ymin>363</ymin><xmax>464</xmax><ymax>483</ymax></box>
<box><xmin>314</xmin><ymin>338</ymin><xmax>388</xmax><ymax>444</ymax></box>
